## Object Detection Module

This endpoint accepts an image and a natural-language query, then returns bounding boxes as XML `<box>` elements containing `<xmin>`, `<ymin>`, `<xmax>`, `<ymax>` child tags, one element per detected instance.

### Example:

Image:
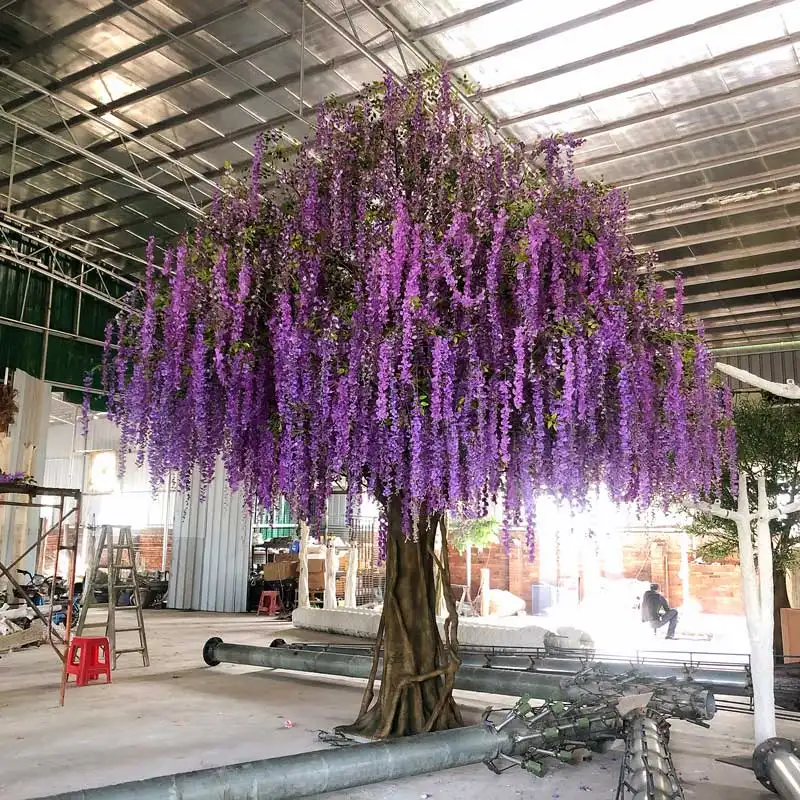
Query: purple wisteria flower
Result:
<box><xmin>95</xmin><ymin>70</ymin><xmax>734</xmax><ymax>549</ymax></box>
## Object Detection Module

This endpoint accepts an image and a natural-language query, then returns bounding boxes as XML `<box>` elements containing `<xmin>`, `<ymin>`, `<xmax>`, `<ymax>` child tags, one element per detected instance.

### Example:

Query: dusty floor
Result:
<box><xmin>0</xmin><ymin>611</ymin><xmax>793</xmax><ymax>800</ymax></box>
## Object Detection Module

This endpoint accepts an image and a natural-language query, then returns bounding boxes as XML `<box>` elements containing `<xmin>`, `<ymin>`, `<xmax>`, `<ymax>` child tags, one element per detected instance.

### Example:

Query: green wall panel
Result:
<box><xmin>0</xmin><ymin>261</ymin><xmax>47</xmax><ymax>325</ymax></box>
<box><xmin>0</xmin><ymin>323</ymin><xmax>43</xmax><ymax>377</ymax></box>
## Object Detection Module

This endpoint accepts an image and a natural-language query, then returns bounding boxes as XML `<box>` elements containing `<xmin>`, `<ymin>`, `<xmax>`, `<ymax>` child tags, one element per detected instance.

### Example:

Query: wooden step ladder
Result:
<box><xmin>77</xmin><ymin>525</ymin><xmax>150</xmax><ymax>669</ymax></box>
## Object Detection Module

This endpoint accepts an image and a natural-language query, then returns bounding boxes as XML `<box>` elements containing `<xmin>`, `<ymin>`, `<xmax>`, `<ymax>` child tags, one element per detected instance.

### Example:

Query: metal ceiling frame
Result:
<box><xmin>0</xmin><ymin>108</ymin><xmax>204</xmax><ymax>218</ymax></box>
<box><xmin>4</xmin><ymin>0</ymin><xmax>516</xmax><ymax>217</ymax></box>
<box><xmin>0</xmin><ymin>0</ymin><xmax>148</xmax><ymax>68</ymax></box>
<box><xmin>658</xmin><ymin>240</ymin><xmax>800</xmax><ymax>272</ymax></box>
<box><xmin>1</xmin><ymin>0</ymin><xmax>270</xmax><ymax>116</ymax></box>
<box><xmin>0</xmin><ymin>0</ymin><xmax>797</xmax><ymax>348</ymax></box>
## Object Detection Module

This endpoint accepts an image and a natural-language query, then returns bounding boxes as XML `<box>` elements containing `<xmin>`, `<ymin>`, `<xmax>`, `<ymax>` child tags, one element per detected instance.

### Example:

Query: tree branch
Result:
<box><xmin>686</xmin><ymin>500</ymin><xmax>743</xmax><ymax>523</ymax></box>
<box><xmin>765</xmin><ymin>499</ymin><xmax>800</xmax><ymax>521</ymax></box>
<box><xmin>715</xmin><ymin>362</ymin><xmax>800</xmax><ymax>399</ymax></box>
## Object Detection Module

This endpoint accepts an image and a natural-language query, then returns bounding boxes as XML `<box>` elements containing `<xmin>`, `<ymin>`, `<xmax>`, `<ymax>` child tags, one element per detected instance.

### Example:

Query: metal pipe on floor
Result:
<box><xmin>617</xmin><ymin>713</ymin><xmax>684</xmax><ymax>800</ymax></box>
<box><xmin>31</xmin><ymin>723</ymin><xmax>525</xmax><ymax>800</ymax></box>
<box><xmin>269</xmin><ymin>640</ymin><xmax>752</xmax><ymax>696</ymax></box>
<box><xmin>204</xmin><ymin>639</ymin><xmax>716</xmax><ymax>722</ymax></box>
<box><xmin>204</xmin><ymin>637</ymin><xmax>575</xmax><ymax>700</ymax></box>
<box><xmin>753</xmin><ymin>738</ymin><xmax>800</xmax><ymax>799</ymax></box>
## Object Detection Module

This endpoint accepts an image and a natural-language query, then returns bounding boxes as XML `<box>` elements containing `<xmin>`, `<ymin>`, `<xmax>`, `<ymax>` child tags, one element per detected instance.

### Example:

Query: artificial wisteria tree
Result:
<box><xmin>98</xmin><ymin>71</ymin><xmax>733</xmax><ymax>738</ymax></box>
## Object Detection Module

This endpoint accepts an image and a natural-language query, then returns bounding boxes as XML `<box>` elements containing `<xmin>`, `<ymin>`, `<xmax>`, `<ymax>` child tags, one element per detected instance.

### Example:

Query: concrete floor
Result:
<box><xmin>0</xmin><ymin>611</ymin><xmax>794</xmax><ymax>800</ymax></box>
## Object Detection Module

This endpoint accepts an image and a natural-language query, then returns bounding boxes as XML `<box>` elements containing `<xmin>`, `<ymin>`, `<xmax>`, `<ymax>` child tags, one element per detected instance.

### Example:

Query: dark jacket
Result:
<box><xmin>641</xmin><ymin>590</ymin><xmax>669</xmax><ymax>623</ymax></box>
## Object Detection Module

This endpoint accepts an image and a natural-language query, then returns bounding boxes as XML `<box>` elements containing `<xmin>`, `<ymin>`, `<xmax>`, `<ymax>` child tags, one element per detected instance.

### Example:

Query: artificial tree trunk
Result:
<box><xmin>341</xmin><ymin>496</ymin><xmax>464</xmax><ymax>739</ymax></box>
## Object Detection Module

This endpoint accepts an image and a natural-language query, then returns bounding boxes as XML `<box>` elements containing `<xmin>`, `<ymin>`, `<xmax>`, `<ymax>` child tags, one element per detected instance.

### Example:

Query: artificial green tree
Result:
<box><xmin>688</xmin><ymin>396</ymin><xmax>800</xmax><ymax>656</ymax></box>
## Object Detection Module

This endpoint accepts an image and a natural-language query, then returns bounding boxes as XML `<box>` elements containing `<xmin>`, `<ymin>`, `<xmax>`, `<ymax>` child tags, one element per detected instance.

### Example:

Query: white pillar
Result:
<box><xmin>465</xmin><ymin>546</ymin><xmax>472</xmax><ymax>599</ymax></box>
<box><xmin>297</xmin><ymin>521</ymin><xmax>310</xmax><ymax>609</ymax></box>
<box><xmin>324</xmin><ymin>539</ymin><xmax>337</xmax><ymax>610</ymax></box>
<box><xmin>753</xmin><ymin>474</ymin><xmax>777</xmax><ymax>743</ymax></box>
<box><xmin>480</xmin><ymin>568</ymin><xmax>491</xmax><ymax>617</ymax></box>
<box><xmin>344</xmin><ymin>542</ymin><xmax>358</xmax><ymax>608</ymax></box>
<box><xmin>679</xmin><ymin>529</ymin><xmax>690</xmax><ymax>608</ymax></box>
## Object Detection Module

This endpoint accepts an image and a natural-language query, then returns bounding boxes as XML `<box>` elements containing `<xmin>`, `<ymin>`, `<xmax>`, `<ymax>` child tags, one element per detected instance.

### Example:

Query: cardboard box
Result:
<box><xmin>275</xmin><ymin>553</ymin><xmax>299</xmax><ymax>564</ymax></box>
<box><xmin>263</xmin><ymin>561</ymin><xmax>297</xmax><ymax>581</ymax></box>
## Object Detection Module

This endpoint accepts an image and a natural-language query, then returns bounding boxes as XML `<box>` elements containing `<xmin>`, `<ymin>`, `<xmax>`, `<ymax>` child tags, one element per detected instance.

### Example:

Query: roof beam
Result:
<box><xmin>482</xmin><ymin>0</ymin><xmax>794</xmax><ymax>103</ymax></box>
<box><xmin>48</xmin><ymin>163</ymin><xmax>232</xmax><ymax>230</ymax></box>
<box><xmin>501</xmin><ymin>69</ymin><xmax>800</xmax><ymax>135</ymax></box>
<box><xmin>618</xmin><ymin>133</ymin><xmax>800</xmax><ymax>196</ymax></box>
<box><xmin>689</xmin><ymin>296</ymin><xmax>800</xmax><ymax>320</ymax></box>
<box><xmin>1</xmin><ymin>0</ymin><xmax>265</xmax><ymax>115</ymax></box>
<box><xmin>499</xmin><ymin>30</ymin><xmax>800</xmax><ymax>137</ymax></box>
<box><xmin>658</xmin><ymin>240</ymin><xmax>800</xmax><ymax>272</ymax></box>
<box><xmin>635</xmin><ymin>216</ymin><xmax>800</xmax><ymax>254</ymax></box>
<box><xmin>0</xmin><ymin>0</ymin><xmax>148</xmax><ymax>67</ymax></box>
<box><xmin>683</xmin><ymin>278</ymin><xmax>800</xmax><ymax>305</ymax></box>
<box><xmin>704</xmin><ymin>310</ymin><xmax>800</xmax><ymax>332</ymax></box>
<box><xmin>0</xmin><ymin>69</ymin><xmax>220</xmax><ymax>194</ymax></box>
<box><xmin>628</xmin><ymin>164</ymin><xmax>800</xmax><ymax>217</ymax></box>
<box><xmin>628</xmin><ymin>186</ymin><xmax>800</xmax><ymax>233</ymax></box>
<box><xmin>663</xmin><ymin>259</ymin><xmax>800</xmax><ymax>289</ymax></box>
<box><xmin>0</xmin><ymin>109</ymin><xmax>202</xmax><ymax>218</ymax></box>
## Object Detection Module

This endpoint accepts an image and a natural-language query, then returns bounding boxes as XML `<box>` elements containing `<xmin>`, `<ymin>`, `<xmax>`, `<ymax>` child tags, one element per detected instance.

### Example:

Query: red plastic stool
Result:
<box><xmin>257</xmin><ymin>590</ymin><xmax>281</xmax><ymax>616</ymax></box>
<box><xmin>65</xmin><ymin>636</ymin><xmax>112</xmax><ymax>687</ymax></box>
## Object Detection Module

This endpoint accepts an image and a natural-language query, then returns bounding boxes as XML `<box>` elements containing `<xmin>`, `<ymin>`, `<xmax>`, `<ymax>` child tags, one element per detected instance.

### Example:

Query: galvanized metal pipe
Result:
<box><xmin>204</xmin><ymin>638</ymin><xmax>575</xmax><ymax>700</ymax></box>
<box><xmin>269</xmin><ymin>640</ymin><xmax>751</xmax><ymax>696</ymax></box>
<box><xmin>754</xmin><ymin>738</ymin><xmax>800</xmax><ymax>799</ymax></box>
<box><xmin>205</xmin><ymin>639</ymin><xmax>715</xmax><ymax>722</ymax></box>
<box><xmin>30</xmin><ymin>723</ymin><xmax>524</xmax><ymax>800</ymax></box>
<box><xmin>617</xmin><ymin>713</ymin><xmax>684</xmax><ymax>800</ymax></box>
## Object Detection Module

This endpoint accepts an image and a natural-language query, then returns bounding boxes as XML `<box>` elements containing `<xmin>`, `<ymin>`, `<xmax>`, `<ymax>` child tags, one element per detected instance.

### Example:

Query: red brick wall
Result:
<box><xmin>447</xmin><ymin>527</ymin><xmax>746</xmax><ymax>617</ymax></box>
<box><xmin>39</xmin><ymin>526</ymin><xmax>170</xmax><ymax>575</ymax></box>
<box><xmin>448</xmin><ymin>542</ymin><xmax>510</xmax><ymax>594</ymax></box>
<box><xmin>689</xmin><ymin>563</ymin><xmax>744</xmax><ymax>615</ymax></box>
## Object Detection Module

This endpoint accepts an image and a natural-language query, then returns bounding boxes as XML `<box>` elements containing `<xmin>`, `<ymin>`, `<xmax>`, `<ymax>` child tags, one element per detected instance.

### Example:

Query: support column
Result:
<box><xmin>324</xmin><ymin>539</ymin><xmax>337</xmax><ymax>610</ymax></box>
<box><xmin>298</xmin><ymin>521</ymin><xmax>310</xmax><ymax>609</ymax></box>
<box><xmin>344</xmin><ymin>541</ymin><xmax>358</xmax><ymax>608</ymax></box>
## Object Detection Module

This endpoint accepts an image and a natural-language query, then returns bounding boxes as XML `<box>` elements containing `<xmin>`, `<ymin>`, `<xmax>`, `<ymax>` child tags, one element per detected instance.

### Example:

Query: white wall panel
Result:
<box><xmin>0</xmin><ymin>370</ymin><xmax>51</xmax><ymax>573</ymax></box>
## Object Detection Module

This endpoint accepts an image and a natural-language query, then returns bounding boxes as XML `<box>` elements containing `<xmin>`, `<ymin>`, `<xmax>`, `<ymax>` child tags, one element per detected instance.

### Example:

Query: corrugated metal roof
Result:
<box><xmin>0</xmin><ymin>0</ymin><xmax>798</xmax><ymax>346</ymax></box>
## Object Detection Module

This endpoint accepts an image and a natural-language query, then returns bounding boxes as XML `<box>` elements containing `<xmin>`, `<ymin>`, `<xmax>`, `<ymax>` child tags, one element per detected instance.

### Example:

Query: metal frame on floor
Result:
<box><xmin>0</xmin><ymin>482</ymin><xmax>82</xmax><ymax>704</ymax></box>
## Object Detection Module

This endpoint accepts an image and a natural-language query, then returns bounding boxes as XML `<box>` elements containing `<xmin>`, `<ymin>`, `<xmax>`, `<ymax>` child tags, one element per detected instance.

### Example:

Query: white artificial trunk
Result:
<box><xmin>323</xmin><ymin>539</ymin><xmax>337</xmax><ymax>610</ymax></box>
<box><xmin>754</xmin><ymin>474</ymin><xmax>777</xmax><ymax>742</ymax></box>
<box><xmin>297</xmin><ymin>521</ymin><xmax>310</xmax><ymax>609</ymax></box>
<box><xmin>693</xmin><ymin>472</ymin><xmax>789</xmax><ymax>744</ymax></box>
<box><xmin>344</xmin><ymin>542</ymin><xmax>358</xmax><ymax>608</ymax></box>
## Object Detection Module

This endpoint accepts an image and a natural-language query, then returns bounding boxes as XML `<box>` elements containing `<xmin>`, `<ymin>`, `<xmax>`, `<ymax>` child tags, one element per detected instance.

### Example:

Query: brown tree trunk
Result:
<box><xmin>773</xmin><ymin>565</ymin><xmax>790</xmax><ymax>659</ymax></box>
<box><xmin>340</xmin><ymin>496</ymin><xmax>464</xmax><ymax>739</ymax></box>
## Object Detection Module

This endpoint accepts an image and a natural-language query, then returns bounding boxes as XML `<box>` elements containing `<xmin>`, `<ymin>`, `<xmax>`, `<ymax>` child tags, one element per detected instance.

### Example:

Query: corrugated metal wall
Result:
<box><xmin>716</xmin><ymin>348</ymin><xmax>800</xmax><ymax>390</ymax></box>
<box><xmin>0</xmin><ymin>370</ymin><xmax>51</xmax><ymax>573</ymax></box>
<box><xmin>169</xmin><ymin>460</ymin><xmax>250</xmax><ymax>613</ymax></box>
